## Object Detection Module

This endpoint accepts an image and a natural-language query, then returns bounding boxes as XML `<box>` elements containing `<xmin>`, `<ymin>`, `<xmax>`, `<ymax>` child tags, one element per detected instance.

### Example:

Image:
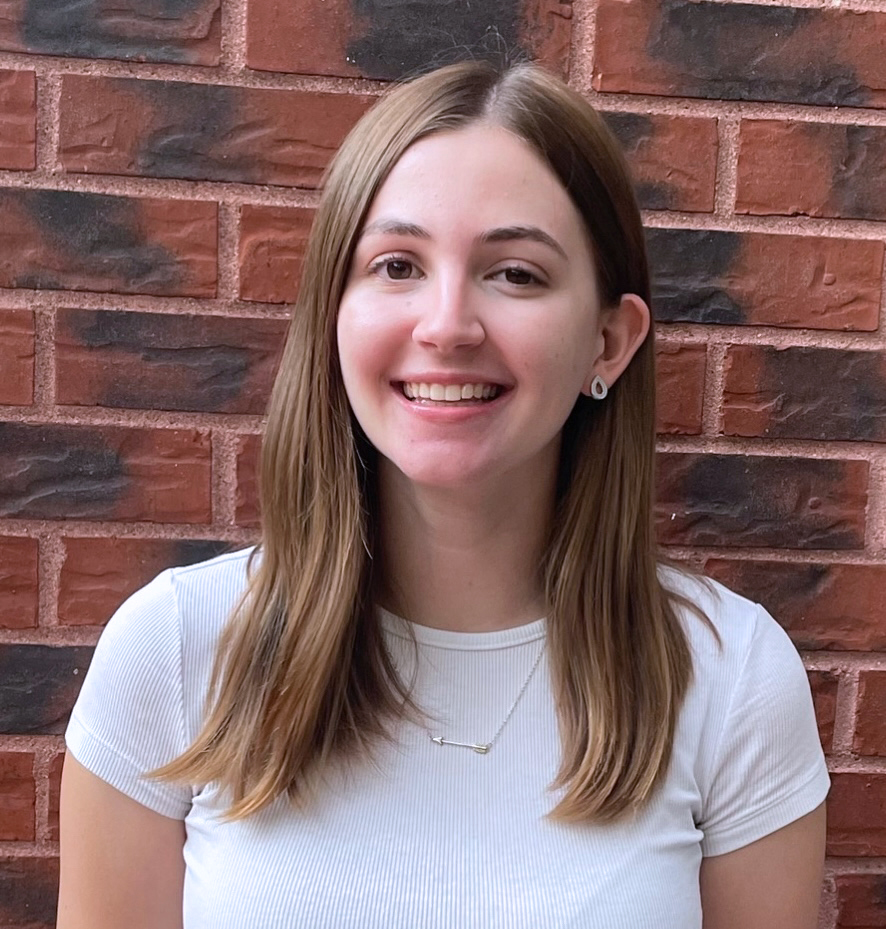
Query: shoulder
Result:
<box><xmin>660</xmin><ymin>562</ymin><xmax>821</xmax><ymax>767</ymax></box>
<box><xmin>658</xmin><ymin>567</ymin><xmax>829</xmax><ymax>854</ymax></box>
<box><xmin>160</xmin><ymin>546</ymin><xmax>256</xmax><ymax>694</ymax></box>
<box><xmin>66</xmin><ymin>546</ymin><xmax>257</xmax><ymax>814</ymax></box>
<box><xmin>660</xmin><ymin>564</ymin><xmax>815</xmax><ymax>739</ymax></box>
<box><xmin>659</xmin><ymin>564</ymin><xmax>794</xmax><ymax>676</ymax></box>
<box><xmin>96</xmin><ymin>546</ymin><xmax>254</xmax><ymax>655</ymax></box>
<box><xmin>166</xmin><ymin>545</ymin><xmax>255</xmax><ymax>626</ymax></box>
<box><xmin>85</xmin><ymin>545</ymin><xmax>256</xmax><ymax>727</ymax></box>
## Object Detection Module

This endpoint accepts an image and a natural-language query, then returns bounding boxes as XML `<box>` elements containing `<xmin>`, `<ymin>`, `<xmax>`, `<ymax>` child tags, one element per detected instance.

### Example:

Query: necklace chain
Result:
<box><xmin>429</xmin><ymin>640</ymin><xmax>546</xmax><ymax>755</ymax></box>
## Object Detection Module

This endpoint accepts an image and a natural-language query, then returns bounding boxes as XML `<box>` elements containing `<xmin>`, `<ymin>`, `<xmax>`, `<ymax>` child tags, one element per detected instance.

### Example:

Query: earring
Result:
<box><xmin>590</xmin><ymin>375</ymin><xmax>608</xmax><ymax>400</ymax></box>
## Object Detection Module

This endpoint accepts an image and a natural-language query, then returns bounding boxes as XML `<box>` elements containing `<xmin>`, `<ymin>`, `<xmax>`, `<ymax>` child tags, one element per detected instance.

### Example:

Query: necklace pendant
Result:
<box><xmin>430</xmin><ymin>736</ymin><xmax>490</xmax><ymax>754</ymax></box>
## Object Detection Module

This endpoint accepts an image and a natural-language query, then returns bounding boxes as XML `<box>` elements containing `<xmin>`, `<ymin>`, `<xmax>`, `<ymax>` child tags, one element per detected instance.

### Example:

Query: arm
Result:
<box><xmin>57</xmin><ymin>755</ymin><xmax>186</xmax><ymax>929</ymax></box>
<box><xmin>700</xmin><ymin>802</ymin><xmax>826</xmax><ymax>929</ymax></box>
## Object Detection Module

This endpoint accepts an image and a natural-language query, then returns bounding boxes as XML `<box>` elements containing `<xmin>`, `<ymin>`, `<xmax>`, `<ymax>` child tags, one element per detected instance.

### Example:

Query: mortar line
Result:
<box><xmin>211</xmin><ymin>430</ymin><xmax>240</xmax><ymax>528</ymax></box>
<box><xmin>33</xmin><ymin>72</ymin><xmax>60</xmax><ymax>174</ymax></box>
<box><xmin>216</xmin><ymin>201</ymin><xmax>240</xmax><ymax>302</ymax></box>
<box><xmin>0</xmin><ymin>51</ymin><xmax>389</xmax><ymax>95</ymax></box>
<box><xmin>831</xmin><ymin>668</ymin><xmax>860</xmax><ymax>754</ymax></box>
<box><xmin>566</xmin><ymin>0</ymin><xmax>600</xmax><ymax>94</ymax></box>
<box><xmin>37</xmin><ymin>533</ymin><xmax>64</xmax><ymax>630</ymax></box>
<box><xmin>31</xmin><ymin>745</ymin><xmax>53</xmax><ymax>846</ymax></box>
<box><xmin>0</xmin><ymin>291</ymin><xmax>295</xmax><ymax>318</ymax></box>
<box><xmin>864</xmin><ymin>453</ymin><xmax>886</xmax><ymax>551</ymax></box>
<box><xmin>712</xmin><ymin>115</ymin><xmax>740</xmax><ymax>218</ymax></box>
<box><xmin>701</xmin><ymin>342</ymin><xmax>727</xmax><ymax>436</ymax></box>
<box><xmin>30</xmin><ymin>304</ymin><xmax>55</xmax><ymax>413</ymax></box>
<box><xmin>220</xmin><ymin>0</ymin><xmax>249</xmax><ymax>73</ymax></box>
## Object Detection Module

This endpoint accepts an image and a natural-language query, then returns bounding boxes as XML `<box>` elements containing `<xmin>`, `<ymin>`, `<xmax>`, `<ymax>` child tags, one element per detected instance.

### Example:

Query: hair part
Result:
<box><xmin>155</xmin><ymin>60</ymin><xmax>702</xmax><ymax>822</ymax></box>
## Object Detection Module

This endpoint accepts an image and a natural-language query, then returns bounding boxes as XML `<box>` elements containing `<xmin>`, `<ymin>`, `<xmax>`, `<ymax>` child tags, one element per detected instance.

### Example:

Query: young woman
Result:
<box><xmin>58</xmin><ymin>61</ymin><xmax>828</xmax><ymax>929</ymax></box>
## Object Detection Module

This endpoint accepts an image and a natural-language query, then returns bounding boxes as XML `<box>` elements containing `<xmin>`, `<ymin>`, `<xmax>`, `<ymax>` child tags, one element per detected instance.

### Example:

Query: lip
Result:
<box><xmin>394</xmin><ymin>373</ymin><xmax>511</xmax><ymax>388</ymax></box>
<box><xmin>391</xmin><ymin>381</ymin><xmax>510</xmax><ymax>420</ymax></box>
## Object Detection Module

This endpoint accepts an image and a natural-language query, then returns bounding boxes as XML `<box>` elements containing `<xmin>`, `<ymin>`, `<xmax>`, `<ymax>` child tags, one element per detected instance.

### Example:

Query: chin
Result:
<box><xmin>384</xmin><ymin>455</ymin><xmax>498</xmax><ymax>492</ymax></box>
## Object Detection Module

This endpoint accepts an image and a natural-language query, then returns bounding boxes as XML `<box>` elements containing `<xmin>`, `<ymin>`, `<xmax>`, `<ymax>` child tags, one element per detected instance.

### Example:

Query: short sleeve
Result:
<box><xmin>65</xmin><ymin>569</ymin><xmax>193</xmax><ymax>819</ymax></box>
<box><xmin>699</xmin><ymin>604</ymin><xmax>830</xmax><ymax>857</ymax></box>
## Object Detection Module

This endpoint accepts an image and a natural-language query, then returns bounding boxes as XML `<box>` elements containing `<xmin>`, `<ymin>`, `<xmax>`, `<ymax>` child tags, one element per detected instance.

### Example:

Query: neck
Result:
<box><xmin>376</xmin><ymin>460</ymin><xmax>557</xmax><ymax>633</ymax></box>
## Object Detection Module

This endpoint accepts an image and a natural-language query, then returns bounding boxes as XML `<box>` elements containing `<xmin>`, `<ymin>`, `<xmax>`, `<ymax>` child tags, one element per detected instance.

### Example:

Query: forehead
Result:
<box><xmin>362</xmin><ymin>125</ymin><xmax>587</xmax><ymax>246</ymax></box>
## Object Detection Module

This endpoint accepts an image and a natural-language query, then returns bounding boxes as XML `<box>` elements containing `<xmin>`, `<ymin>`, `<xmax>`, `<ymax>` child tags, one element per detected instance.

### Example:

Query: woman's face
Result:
<box><xmin>336</xmin><ymin>124</ymin><xmax>606</xmax><ymax>493</ymax></box>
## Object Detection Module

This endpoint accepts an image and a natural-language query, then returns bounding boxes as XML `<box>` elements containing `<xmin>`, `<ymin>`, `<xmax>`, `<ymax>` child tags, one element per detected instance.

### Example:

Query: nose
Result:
<box><xmin>411</xmin><ymin>272</ymin><xmax>485</xmax><ymax>353</ymax></box>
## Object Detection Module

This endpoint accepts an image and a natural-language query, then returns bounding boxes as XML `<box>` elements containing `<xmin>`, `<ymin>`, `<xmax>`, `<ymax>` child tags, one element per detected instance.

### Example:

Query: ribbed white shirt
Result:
<box><xmin>67</xmin><ymin>549</ymin><xmax>829</xmax><ymax>928</ymax></box>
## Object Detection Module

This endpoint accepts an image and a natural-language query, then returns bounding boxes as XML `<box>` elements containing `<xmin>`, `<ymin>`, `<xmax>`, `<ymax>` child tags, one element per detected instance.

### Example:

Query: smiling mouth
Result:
<box><xmin>400</xmin><ymin>382</ymin><xmax>503</xmax><ymax>402</ymax></box>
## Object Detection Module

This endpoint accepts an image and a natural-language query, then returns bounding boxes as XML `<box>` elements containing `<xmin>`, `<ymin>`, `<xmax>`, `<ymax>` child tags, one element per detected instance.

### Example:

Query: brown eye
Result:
<box><xmin>386</xmin><ymin>259</ymin><xmax>414</xmax><ymax>280</ymax></box>
<box><xmin>503</xmin><ymin>267</ymin><xmax>536</xmax><ymax>285</ymax></box>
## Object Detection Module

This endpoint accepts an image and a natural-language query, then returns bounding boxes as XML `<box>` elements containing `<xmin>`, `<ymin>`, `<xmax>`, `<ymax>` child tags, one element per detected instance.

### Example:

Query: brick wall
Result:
<box><xmin>0</xmin><ymin>1</ymin><xmax>881</xmax><ymax>925</ymax></box>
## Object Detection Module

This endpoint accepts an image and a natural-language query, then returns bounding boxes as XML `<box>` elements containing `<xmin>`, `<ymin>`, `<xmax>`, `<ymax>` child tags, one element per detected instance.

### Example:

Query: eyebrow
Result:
<box><xmin>480</xmin><ymin>225</ymin><xmax>567</xmax><ymax>260</ymax></box>
<box><xmin>360</xmin><ymin>219</ymin><xmax>431</xmax><ymax>240</ymax></box>
<box><xmin>359</xmin><ymin>219</ymin><xmax>567</xmax><ymax>260</ymax></box>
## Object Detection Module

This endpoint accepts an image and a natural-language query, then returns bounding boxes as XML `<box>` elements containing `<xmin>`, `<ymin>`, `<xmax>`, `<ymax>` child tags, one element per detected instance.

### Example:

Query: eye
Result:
<box><xmin>493</xmin><ymin>266</ymin><xmax>544</xmax><ymax>287</ymax></box>
<box><xmin>369</xmin><ymin>256</ymin><xmax>420</xmax><ymax>281</ymax></box>
<box><xmin>504</xmin><ymin>267</ymin><xmax>535</xmax><ymax>285</ymax></box>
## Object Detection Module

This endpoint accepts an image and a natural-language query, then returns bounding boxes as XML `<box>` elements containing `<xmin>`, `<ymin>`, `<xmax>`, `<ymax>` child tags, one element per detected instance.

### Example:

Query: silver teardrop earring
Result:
<box><xmin>590</xmin><ymin>375</ymin><xmax>608</xmax><ymax>400</ymax></box>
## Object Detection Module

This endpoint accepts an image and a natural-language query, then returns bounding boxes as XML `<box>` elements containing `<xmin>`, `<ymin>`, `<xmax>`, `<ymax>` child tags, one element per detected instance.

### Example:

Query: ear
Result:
<box><xmin>581</xmin><ymin>293</ymin><xmax>651</xmax><ymax>396</ymax></box>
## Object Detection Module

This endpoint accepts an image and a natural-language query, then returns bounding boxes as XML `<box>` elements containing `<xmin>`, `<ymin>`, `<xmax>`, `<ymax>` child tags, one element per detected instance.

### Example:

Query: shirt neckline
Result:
<box><xmin>377</xmin><ymin>607</ymin><xmax>546</xmax><ymax>651</ymax></box>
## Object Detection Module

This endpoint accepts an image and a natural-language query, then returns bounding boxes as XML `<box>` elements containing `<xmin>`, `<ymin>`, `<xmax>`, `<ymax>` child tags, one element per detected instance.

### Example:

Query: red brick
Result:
<box><xmin>47</xmin><ymin>753</ymin><xmax>63</xmax><ymax>843</ymax></box>
<box><xmin>594</xmin><ymin>0</ymin><xmax>886</xmax><ymax>108</ymax></box>
<box><xmin>648</xmin><ymin>228</ymin><xmax>882</xmax><ymax>331</ymax></box>
<box><xmin>602</xmin><ymin>112</ymin><xmax>717</xmax><ymax>213</ymax></box>
<box><xmin>0</xmin><ymin>645</ymin><xmax>93</xmax><ymax>734</ymax></box>
<box><xmin>655</xmin><ymin>342</ymin><xmax>705</xmax><ymax>435</ymax></box>
<box><xmin>0</xmin><ymin>751</ymin><xmax>34</xmax><ymax>840</ymax></box>
<box><xmin>239</xmin><ymin>205</ymin><xmax>314</xmax><ymax>304</ymax></box>
<box><xmin>737</xmin><ymin>120</ymin><xmax>886</xmax><ymax>221</ymax></box>
<box><xmin>0</xmin><ymin>0</ymin><xmax>220</xmax><ymax>66</ymax></box>
<box><xmin>723</xmin><ymin>346</ymin><xmax>886</xmax><ymax>442</ymax></box>
<box><xmin>807</xmin><ymin>670</ymin><xmax>838</xmax><ymax>754</ymax></box>
<box><xmin>0</xmin><ymin>70</ymin><xmax>34</xmax><ymax>170</ymax></box>
<box><xmin>0</xmin><ymin>189</ymin><xmax>217</xmax><ymax>297</ymax></box>
<box><xmin>235</xmin><ymin>433</ymin><xmax>261</xmax><ymax>528</ymax></box>
<box><xmin>656</xmin><ymin>454</ymin><xmax>868</xmax><ymax>549</ymax></box>
<box><xmin>247</xmin><ymin>0</ymin><xmax>572</xmax><ymax>80</ymax></box>
<box><xmin>0</xmin><ymin>308</ymin><xmax>34</xmax><ymax>406</ymax></box>
<box><xmin>834</xmin><ymin>874</ymin><xmax>886</xmax><ymax>926</ymax></box>
<box><xmin>58</xmin><ymin>537</ymin><xmax>230</xmax><ymax>627</ymax></box>
<box><xmin>0</xmin><ymin>857</ymin><xmax>58</xmax><ymax>927</ymax></box>
<box><xmin>855</xmin><ymin>672</ymin><xmax>886</xmax><ymax>757</ymax></box>
<box><xmin>56</xmin><ymin>309</ymin><xmax>285</xmax><ymax>414</ymax></box>
<box><xmin>0</xmin><ymin>423</ymin><xmax>211</xmax><ymax>523</ymax></box>
<box><xmin>59</xmin><ymin>76</ymin><xmax>375</xmax><ymax>188</ymax></box>
<box><xmin>705</xmin><ymin>559</ymin><xmax>886</xmax><ymax>652</ymax></box>
<box><xmin>0</xmin><ymin>536</ymin><xmax>38</xmax><ymax>631</ymax></box>
<box><xmin>828</xmin><ymin>773</ymin><xmax>886</xmax><ymax>856</ymax></box>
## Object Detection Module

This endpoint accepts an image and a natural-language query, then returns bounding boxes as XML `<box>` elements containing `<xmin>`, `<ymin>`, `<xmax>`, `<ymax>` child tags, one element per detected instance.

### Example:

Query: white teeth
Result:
<box><xmin>401</xmin><ymin>382</ymin><xmax>501</xmax><ymax>402</ymax></box>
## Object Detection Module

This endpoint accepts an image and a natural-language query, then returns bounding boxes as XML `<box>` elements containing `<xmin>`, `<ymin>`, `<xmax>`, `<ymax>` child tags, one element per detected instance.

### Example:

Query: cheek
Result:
<box><xmin>336</xmin><ymin>294</ymin><xmax>406</xmax><ymax>393</ymax></box>
<box><xmin>552</xmin><ymin>315</ymin><xmax>600</xmax><ymax>385</ymax></box>
<box><xmin>335</xmin><ymin>299</ymin><xmax>370</xmax><ymax>398</ymax></box>
<box><xmin>513</xmin><ymin>325</ymin><xmax>590</xmax><ymax>390</ymax></box>
<box><xmin>337</xmin><ymin>288</ymin><xmax>376</xmax><ymax>349</ymax></box>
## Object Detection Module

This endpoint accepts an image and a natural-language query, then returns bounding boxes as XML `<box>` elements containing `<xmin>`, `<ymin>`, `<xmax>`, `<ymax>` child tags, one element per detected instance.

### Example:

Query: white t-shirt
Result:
<box><xmin>66</xmin><ymin>548</ymin><xmax>829</xmax><ymax>929</ymax></box>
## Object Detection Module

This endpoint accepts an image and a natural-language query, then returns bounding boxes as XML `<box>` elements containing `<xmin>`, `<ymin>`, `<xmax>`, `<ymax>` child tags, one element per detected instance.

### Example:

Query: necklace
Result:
<box><xmin>428</xmin><ymin>640</ymin><xmax>546</xmax><ymax>755</ymax></box>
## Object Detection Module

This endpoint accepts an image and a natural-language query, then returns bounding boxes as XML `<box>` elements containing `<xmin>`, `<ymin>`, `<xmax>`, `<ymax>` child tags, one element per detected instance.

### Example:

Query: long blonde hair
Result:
<box><xmin>156</xmin><ymin>61</ymin><xmax>698</xmax><ymax>822</ymax></box>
